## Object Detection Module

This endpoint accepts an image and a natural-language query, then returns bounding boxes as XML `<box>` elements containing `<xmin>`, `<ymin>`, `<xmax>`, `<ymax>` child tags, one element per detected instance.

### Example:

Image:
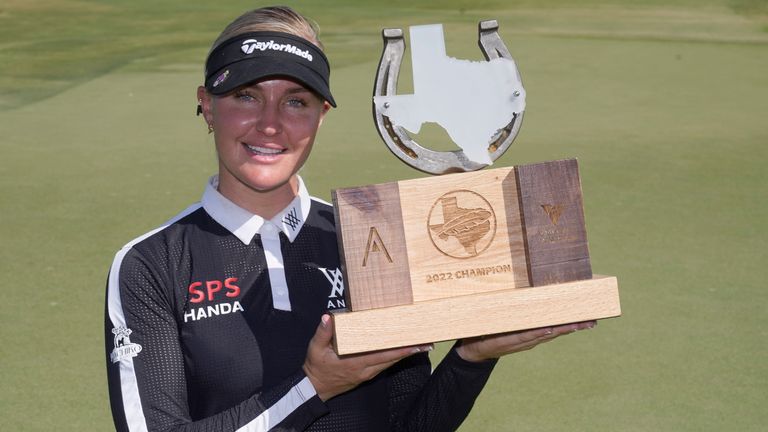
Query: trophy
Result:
<box><xmin>330</xmin><ymin>21</ymin><xmax>621</xmax><ymax>355</ymax></box>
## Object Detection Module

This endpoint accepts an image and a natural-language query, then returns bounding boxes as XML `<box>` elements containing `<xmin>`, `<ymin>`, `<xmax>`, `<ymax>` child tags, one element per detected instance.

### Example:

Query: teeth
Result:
<box><xmin>246</xmin><ymin>144</ymin><xmax>283</xmax><ymax>155</ymax></box>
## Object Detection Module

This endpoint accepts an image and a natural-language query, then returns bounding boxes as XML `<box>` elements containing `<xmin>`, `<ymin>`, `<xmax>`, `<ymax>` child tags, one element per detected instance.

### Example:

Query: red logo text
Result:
<box><xmin>188</xmin><ymin>278</ymin><xmax>241</xmax><ymax>303</ymax></box>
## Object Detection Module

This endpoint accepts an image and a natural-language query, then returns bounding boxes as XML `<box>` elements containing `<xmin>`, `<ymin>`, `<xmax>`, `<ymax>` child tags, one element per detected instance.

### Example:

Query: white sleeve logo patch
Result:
<box><xmin>110</xmin><ymin>327</ymin><xmax>143</xmax><ymax>363</ymax></box>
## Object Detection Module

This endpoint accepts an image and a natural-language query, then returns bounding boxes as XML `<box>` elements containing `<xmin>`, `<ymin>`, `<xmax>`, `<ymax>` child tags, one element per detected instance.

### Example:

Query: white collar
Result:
<box><xmin>201</xmin><ymin>175</ymin><xmax>311</xmax><ymax>244</ymax></box>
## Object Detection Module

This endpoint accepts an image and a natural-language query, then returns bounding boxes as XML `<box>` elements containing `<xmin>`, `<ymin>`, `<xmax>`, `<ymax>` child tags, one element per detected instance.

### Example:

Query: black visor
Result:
<box><xmin>204</xmin><ymin>31</ymin><xmax>336</xmax><ymax>107</ymax></box>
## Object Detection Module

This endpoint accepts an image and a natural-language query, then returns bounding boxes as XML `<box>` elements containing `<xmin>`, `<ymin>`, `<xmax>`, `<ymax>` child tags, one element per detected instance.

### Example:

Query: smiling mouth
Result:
<box><xmin>245</xmin><ymin>144</ymin><xmax>285</xmax><ymax>156</ymax></box>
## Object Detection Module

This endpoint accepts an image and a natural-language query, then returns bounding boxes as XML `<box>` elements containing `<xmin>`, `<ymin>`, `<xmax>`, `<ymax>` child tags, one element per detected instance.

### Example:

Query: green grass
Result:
<box><xmin>1</xmin><ymin>0</ymin><xmax>767</xmax><ymax>430</ymax></box>
<box><xmin>1</xmin><ymin>0</ymin><xmax>766</xmax><ymax>109</ymax></box>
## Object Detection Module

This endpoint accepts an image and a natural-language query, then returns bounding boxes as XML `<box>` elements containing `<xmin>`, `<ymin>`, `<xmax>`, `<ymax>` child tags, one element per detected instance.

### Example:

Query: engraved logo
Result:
<box><xmin>427</xmin><ymin>190</ymin><xmax>496</xmax><ymax>259</ymax></box>
<box><xmin>362</xmin><ymin>227</ymin><xmax>393</xmax><ymax>267</ymax></box>
<box><xmin>541</xmin><ymin>204</ymin><xmax>564</xmax><ymax>225</ymax></box>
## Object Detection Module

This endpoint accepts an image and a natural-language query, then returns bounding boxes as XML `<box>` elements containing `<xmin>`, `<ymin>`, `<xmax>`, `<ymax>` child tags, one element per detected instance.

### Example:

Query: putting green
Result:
<box><xmin>1</xmin><ymin>1</ymin><xmax>766</xmax><ymax>430</ymax></box>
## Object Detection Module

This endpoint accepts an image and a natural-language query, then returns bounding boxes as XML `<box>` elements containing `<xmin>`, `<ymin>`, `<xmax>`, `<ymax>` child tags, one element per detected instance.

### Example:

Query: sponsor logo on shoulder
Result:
<box><xmin>110</xmin><ymin>327</ymin><xmax>142</xmax><ymax>363</ymax></box>
<box><xmin>184</xmin><ymin>277</ymin><xmax>245</xmax><ymax>322</ymax></box>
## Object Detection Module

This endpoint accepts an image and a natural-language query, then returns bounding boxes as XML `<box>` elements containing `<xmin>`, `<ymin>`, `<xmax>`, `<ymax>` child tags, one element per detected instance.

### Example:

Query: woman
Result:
<box><xmin>105</xmin><ymin>6</ymin><xmax>594</xmax><ymax>431</ymax></box>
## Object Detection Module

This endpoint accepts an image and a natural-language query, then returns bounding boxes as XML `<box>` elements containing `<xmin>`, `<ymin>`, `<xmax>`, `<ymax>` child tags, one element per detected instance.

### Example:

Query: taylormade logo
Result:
<box><xmin>241</xmin><ymin>39</ymin><xmax>313</xmax><ymax>61</ymax></box>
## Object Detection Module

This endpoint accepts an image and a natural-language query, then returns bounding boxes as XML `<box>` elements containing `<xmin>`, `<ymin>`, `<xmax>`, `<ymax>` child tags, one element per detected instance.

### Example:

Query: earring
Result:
<box><xmin>208</xmin><ymin>123</ymin><xmax>214</xmax><ymax>134</ymax></box>
<box><xmin>196</xmin><ymin>98</ymin><xmax>203</xmax><ymax>116</ymax></box>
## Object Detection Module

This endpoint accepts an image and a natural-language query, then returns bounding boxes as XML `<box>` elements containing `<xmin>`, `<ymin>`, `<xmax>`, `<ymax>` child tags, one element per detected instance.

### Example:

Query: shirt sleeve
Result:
<box><xmin>386</xmin><ymin>344</ymin><xmax>498</xmax><ymax>431</ymax></box>
<box><xmin>105</xmin><ymin>246</ymin><xmax>329</xmax><ymax>432</ymax></box>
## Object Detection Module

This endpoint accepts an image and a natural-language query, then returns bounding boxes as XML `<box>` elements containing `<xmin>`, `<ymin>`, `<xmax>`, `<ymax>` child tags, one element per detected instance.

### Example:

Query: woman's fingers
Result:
<box><xmin>457</xmin><ymin>321</ymin><xmax>598</xmax><ymax>362</ymax></box>
<box><xmin>304</xmin><ymin>314</ymin><xmax>432</xmax><ymax>400</ymax></box>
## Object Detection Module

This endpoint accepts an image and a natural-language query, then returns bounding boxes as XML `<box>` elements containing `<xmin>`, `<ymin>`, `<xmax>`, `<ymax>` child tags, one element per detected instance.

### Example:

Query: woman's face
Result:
<box><xmin>199</xmin><ymin>78</ymin><xmax>330</xmax><ymax>207</ymax></box>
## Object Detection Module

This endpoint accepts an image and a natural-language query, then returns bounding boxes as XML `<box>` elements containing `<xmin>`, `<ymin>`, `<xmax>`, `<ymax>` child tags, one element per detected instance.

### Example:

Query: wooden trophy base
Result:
<box><xmin>332</xmin><ymin>275</ymin><xmax>619</xmax><ymax>355</ymax></box>
<box><xmin>331</xmin><ymin>159</ymin><xmax>620</xmax><ymax>355</ymax></box>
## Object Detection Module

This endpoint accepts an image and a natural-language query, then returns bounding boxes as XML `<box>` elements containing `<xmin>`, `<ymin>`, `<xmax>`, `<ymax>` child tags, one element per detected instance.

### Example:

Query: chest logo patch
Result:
<box><xmin>184</xmin><ymin>277</ymin><xmax>245</xmax><ymax>323</ymax></box>
<box><xmin>319</xmin><ymin>267</ymin><xmax>346</xmax><ymax>309</ymax></box>
<box><xmin>110</xmin><ymin>327</ymin><xmax>143</xmax><ymax>363</ymax></box>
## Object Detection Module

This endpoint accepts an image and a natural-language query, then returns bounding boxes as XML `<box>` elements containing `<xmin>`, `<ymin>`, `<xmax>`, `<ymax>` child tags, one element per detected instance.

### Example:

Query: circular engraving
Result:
<box><xmin>427</xmin><ymin>190</ymin><xmax>497</xmax><ymax>259</ymax></box>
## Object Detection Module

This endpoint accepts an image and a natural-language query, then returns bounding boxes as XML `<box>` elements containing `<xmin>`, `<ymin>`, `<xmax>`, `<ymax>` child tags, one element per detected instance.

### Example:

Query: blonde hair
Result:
<box><xmin>209</xmin><ymin>6</ymin><xmax>323</xmax><ymax>54</ymax></box>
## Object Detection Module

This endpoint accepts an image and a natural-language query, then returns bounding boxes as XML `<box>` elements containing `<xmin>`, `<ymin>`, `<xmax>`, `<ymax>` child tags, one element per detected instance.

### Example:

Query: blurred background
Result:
<box><xmin>1</xmin><ymin>0</ymin><xmax>766</xmax><ymax>430</ymax></box>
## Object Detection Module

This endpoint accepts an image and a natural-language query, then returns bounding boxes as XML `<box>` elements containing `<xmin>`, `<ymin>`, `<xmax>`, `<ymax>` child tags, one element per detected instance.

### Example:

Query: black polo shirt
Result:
<box><xmin>105</xmin><ymin>176</ymin><xmax>496</xmax><ymax>432</ymax></box>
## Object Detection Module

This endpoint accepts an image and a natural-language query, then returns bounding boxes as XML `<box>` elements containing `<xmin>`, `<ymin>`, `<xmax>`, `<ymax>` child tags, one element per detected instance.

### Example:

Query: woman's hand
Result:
<box><xmin>303</xmin><ymin>314</ymin><xmax>433</xmax><ymax>401</ymax></box>
<box><xmin>456</xmin><ymin>321</ymin><xmax>597</xmax><ymax>363</ymax></box>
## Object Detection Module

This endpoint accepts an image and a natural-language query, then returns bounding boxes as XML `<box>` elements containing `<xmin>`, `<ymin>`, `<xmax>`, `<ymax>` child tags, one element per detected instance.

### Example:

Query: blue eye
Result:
<box><xmin>235</xmin><ymin>91</ymin><xmax>255</xmax><ymax>101</ymax></box>
<box><xmin>286</xmin><ymin>98</ymin><xmax>307</xmax><ymax>107</ymax></box>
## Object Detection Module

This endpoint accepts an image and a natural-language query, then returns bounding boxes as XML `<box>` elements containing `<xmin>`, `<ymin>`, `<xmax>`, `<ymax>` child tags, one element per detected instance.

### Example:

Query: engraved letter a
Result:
<box><xmin>362</xmin><ymin>227</ymin><xmax>393</xmax><ymax>267</ymax></box>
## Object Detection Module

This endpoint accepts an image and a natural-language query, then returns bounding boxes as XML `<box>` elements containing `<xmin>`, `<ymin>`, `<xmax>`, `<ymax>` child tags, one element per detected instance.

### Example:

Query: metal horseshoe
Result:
<box><xmin>372</xmin><ymin>20</ymin><xmax>525</xmax><ymax>175</ymax></box>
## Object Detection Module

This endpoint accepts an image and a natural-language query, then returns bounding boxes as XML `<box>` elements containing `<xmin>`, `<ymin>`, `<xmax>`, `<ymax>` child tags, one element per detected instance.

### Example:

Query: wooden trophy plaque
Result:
<box><xmin>330</xmin><ymin>22</ymin><xmax>620</xmax><ymax>355</ymax></box>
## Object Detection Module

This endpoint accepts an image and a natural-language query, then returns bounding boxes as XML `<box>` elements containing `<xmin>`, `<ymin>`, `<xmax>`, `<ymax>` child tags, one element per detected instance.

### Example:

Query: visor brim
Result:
<box><xmin>206</xmin><ymin>58</ymin><xmax>336</xmax><ymax>107</ymax></box>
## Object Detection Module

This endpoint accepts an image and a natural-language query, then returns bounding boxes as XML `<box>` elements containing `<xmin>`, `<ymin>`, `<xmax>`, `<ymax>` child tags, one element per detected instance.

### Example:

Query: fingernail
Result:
<box><xmin>545</xmin><ymin>328</ymin><xmax>553</xmax><ymax>335</ymax></box>
<box><xmin>321</xmin><ymin>315</ymin><xmax>330</xmax><ymax>327</ymax></box>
